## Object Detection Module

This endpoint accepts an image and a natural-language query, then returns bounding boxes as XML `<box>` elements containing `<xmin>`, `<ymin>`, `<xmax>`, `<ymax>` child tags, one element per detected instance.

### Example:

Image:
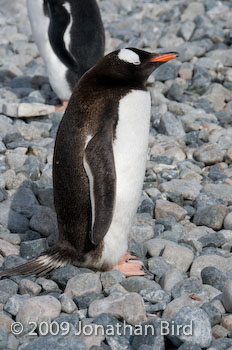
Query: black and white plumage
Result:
<box><xmin>0</xmin><ymin>48</ymin><xmax>178</xmax><ymax>278</ymax></box>
<box><xmin>27</xmin><ymin>0</ymin><xmax>105</xmax><ymax>101</ymax></box>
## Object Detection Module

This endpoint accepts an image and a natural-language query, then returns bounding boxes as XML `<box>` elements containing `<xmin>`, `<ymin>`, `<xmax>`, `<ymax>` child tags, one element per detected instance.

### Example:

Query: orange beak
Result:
<box><xmin>151</xmin><ymin>52</ymin><xmax>179</xmax><ymax>63</ymax></box>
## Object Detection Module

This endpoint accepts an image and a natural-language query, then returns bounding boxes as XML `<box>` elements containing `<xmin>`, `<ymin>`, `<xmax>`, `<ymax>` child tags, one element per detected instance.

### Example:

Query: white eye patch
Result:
<box><xmin>118</xmin><ymin>49</ymin><xmax>140</xmax><ymax>65</ymax></box>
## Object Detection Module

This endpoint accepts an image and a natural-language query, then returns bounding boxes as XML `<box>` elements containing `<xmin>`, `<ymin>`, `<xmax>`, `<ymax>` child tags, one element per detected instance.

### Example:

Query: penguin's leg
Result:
<box><xmin>55</xmin><ymin>100</ymin><xmax>69</xmax><ymax>112</ymax></box>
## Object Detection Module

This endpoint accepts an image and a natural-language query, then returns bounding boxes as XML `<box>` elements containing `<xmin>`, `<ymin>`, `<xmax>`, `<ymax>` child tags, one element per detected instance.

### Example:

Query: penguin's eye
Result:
<box><xmin>118</xmin><ymin>49</ymin><xmax>141</xmax><ymax>66</ymax></box>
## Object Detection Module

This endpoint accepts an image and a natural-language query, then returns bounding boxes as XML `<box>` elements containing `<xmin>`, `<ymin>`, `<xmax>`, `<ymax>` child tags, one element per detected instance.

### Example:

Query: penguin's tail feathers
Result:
<box><xmin>0</xmin><ymin>250</ymin><xmax>68</xmax><ymax>278</ymax></box>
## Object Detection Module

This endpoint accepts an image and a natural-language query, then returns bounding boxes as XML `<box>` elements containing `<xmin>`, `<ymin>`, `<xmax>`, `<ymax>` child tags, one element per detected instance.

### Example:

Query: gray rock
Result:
<box><xmin>137</xmin><ymin>197</ymin><xmax>154</xmax><ymax>217</ymax></box>
<box><xmin>36</xmin><ymin>185</ymin><xmax>54</xmax><ymax>209</ymax></box>
<box><xmin>48</xmin><ymin>265</ymin><xmax>80</xmax><ymax>289</ymax></box>
<box><xmin>100</xmin><ymin>270</ymin><xmax>125</xmax><ymax>289</ymax></box>
<box><xmin>177</xmin><ymin>343</ymin><xmax>202</xmax><ymax>350</ymax></box>
<box><xmin>121</xmin><ymin>276</ymin><xmax>160</xmax><ymax>293</ymax></box>
<box><xmin>167</xmin><ymin>82</ymin><xmax>186</xmax><ymax>103</ymax></box>
<box><xmin>193</xmin><ymin>205</ymin><xmax>228</xmax><ymax>230</ymax></box>
<box><xmin>6</xmin><ymin>151</ymin><xmax>27</xmax><ymax>169</ymax></box>
<box><xmin>158</xmin><ymin>112</ymin><xmax>185</xmax><ymax>137</ymax></box>
<box><xmin>0</xmin><ymin>291</ymin><xmax>10</xmax><ymax>304</ymax></box>
<box><xmin>0</xmin><ymin>328</ymin><xmax>8</xmax><ymax>350</ymax></box>
<box><xmin>36</xmin><ymin>277</ymin><xmax>59</xmax><ymax>291</ymax></box>
<box><xmin>89</xmin><ymin>292</ymin><xmax>147</xmax><ymax>326</ymax></box>
<box><xmin>144</xmin><ymin>238</ymin><xmax>168</xmax><ymax>257</ymax></box>
<box><xmin>154</xmin><ymin>61</ymin><xmax>179</xmax><ymax>81</ymax></box>
<box><xmin>178</xmin><ymin>21</ymin><xmax>195</xmax><ymax>41</ymax></box>
<box><xmin>179</xmin><ymin>62</ymin><xmax>194</xmax><ymax>81</ymax></box>
<box><xmin>209</xmin><ymin>338</ymin><xmax>232</xmax><ymax>350</ymax></box>
<box><xmin>204</xmin><ymin>83</ymin><xmax>231</xmax><ymax>112</ymax></box>
<box><xmin>201</xmin><ymin>302</ymin><xmax>222</xmax><ymax>326</ymax></box>
<box><xmin>206</xmin><ymin>49</ymin><xmax>232</xmax><ymax>67</ymax></box>
<box><xmin>194</xmin><ymin>192</ymin><xmax>227</xmax><ymax>210</ymax></box>
<box><xmin>159</xmin><ymin>180</ymin><xmax>202</xmax><ymax>200</ymax></box>
<box><xmin>196</xmin><ymin>57</ymin><xmax>218</xmax><ymax>70</ymax></box>
<box><xmin>39</xmin><ymin>163</ymin><xmax>53</xmax><ymax>184</ymax></box>
<box><xmin>65</xmin><ymin>273</ymin><xmax>102</xmax><ymax>298</ymax></box>
<box><xmin>224</xmin><ymin>212</ymin><xmax>232</xmax><ymax>230</ymax></box>
<box><xmin>132</xmin><ymin>320</ymin><xmax>164</xmax><ymax>349</ymax></box>
<box><xmin>59</xmin><ymin>293</ymin><xmax>77</xmax><ymax>314</ymax></box>
<box><xmin>20</xmin><ymin>336</ymin><xmax>86</xmax><ymax>350</ymax></box>
<box><xmin>159</xmin><ymin>32</ymin><xmax>184</xmax><ymax>48</ymax></box>
<box><xmin>171</xmin><ymin>277</ymin><xmax>203</xmax><ymax>299</ymax></box>
<box><xmin>106</xmin><ymin>334</ymin><xmax>130</xmax><ymax>350</ymax></box>
<box><xmin>202</xmin><ymin>184</ymin><xmax>232</xmax><ymax>205</ymax></box>
<box><xmin>155</xmin><ymin>199</ymin><xmax>187</xmax><ymax>222</ymax></box>
<box><xmin>159</xmin><ymin>268</ymin><xmax>185</xmax><ymax>292</ymax></box>
<box><xmin>162</xmin><ymin>242</ymin><xmax>194</xmax><ymax>273</ymax></box>
<box><xmin>20</xmin><ymin>238</ymin><xmax>49</xmax><ymax>259</ymax></box>
<box><xmin>181</xmin><ymin>2</ymin><xmax>205</xmax><ymax>21</ymax></box>
<box><xmin>190</xmin><ymin>254</ymin><xmax>232</xmax><ymax>279</ymax></box>
<box><xmin>16</xmin><ymin>295</ymin><xmax>61</xmax><ymax>333</ymax></box>
<box><xmin>168</xmin><ymin>306</ymin><xmax>212</xmax><ymax>348</ymax></box>
<box><xmin>140</xmin><ymin>288</ymin><xmax>171</xmax><ymax>304</ymax></box>
<box><xmin>74</xmin><ymin>292</ymin><xmax>103</xmax><ymax>309</ymax></box>
<box><xmin>222</xmin><ymin>280</ymin><xmax>232</xmax><ymax>313</ymax></box>
<box><xmin>148</xmin><ymin>257</ymin><xmax>174</xmax><ymax>278</ymax></box>
<box><xmin>4</xmin><ymin>294</ymin><xmax>30</xmax><ymax>316</ymax></box>
<box><xmin>177</xmin><ymin>40</ymin><xmax>212</xmax><ymax>62</ymax></box>
<box><xmin>130</xmin><ymin>223</ymin><xmax>154</xmax><ymax>243</ymax></box>
<box><xmin>29</xmin><ymin>206</ymin><xmax>58</xmax><ymax>237</ymax></box>
<box><xmin>198</xmin><ymin>232</ymin><xmax>226</xmax><ymax>248</ymax></box>
<box><xmin>0</xmin><ymin>312</ymin><xmax>13</xmax><ymax>333</ymax></box>
<box><xmin>0</xmin><ymin>279</ymin><xmax>18</xmax><ymax>295</ymax></box>
<box><xmin>8</xmin><ymin>187</ymin><xmax>39</xmax><ymax>218</ymax></box>
<box><xmin>0</xmin><ymin>201</ymin><xmax>29</xmax><ymax>233</ymax></box>
<box><xmin>128</xmin><ymin>239</ymin><xmax>147</xmax><ymax>261</ymax></box>
<box><xmin>0</xmin><ymin>238</ymin><xmax>20</xmax><ymax>257</ymax></box>
<box><xmin>193</xmin><ymin>144</ymin><xmax>224</xmax><ymax>165</ymax></box>
<box><xmin>191</xmin><ymin>66</ymin><xmax>212</xmax><ymax>94</ymax></box>
<box><xmin>19</xmin><ymin>279</ymin><xmax>42</xmax><ymax>296</ymax></box>
<box><xmin>2</xmin><ymin>254</ymin><xmax>26</xmax><ymax>270</ymax></box>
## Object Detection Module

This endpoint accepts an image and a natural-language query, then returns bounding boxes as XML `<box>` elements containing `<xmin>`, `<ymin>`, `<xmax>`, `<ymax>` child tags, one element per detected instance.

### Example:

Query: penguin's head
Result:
<box><xmin>93</xmin><ymin>48</ymin><xmax>179</xmax><ymax>84</ymax></box>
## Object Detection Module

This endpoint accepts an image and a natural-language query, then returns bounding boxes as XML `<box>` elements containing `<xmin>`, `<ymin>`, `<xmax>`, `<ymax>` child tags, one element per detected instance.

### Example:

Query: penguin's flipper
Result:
<box><xmin>45</xmin><ymin>0</ymin><xmax>78</xmax><ymax>72</ymax></box>
<box><xmin>84</xmin><ymin>130</ymin><xmax>116</xmax><ymax>246</ymax></box>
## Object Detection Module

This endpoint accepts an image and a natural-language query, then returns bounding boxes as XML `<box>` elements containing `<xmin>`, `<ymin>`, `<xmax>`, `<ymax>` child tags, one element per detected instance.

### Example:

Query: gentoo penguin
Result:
<box><xmin>0</xmin><ymin>48</ymin><xmax>178</xmax><ymax>278</ymax></box>
<box><xmin>27</xmin><ymin>0</ymin><xmax>105</xmax><ymax>110</ymax></box>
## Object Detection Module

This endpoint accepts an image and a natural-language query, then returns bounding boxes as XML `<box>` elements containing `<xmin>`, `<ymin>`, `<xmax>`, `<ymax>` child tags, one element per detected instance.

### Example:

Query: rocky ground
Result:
<box><xmin>0</xmin><ymin>0</ymin><xmax>232</xmax><ymax>349</ymax></box>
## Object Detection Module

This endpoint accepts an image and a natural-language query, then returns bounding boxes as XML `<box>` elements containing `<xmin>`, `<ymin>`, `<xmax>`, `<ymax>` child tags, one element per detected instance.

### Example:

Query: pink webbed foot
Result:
<box><xmin>55</xmin><ymin>100</ymin><xmax>69</xmax><ymax>112</ymax></box>
<box><xmin>111</xmin><ymin>252</ymin><xmax>145</xmax><ymax>277</ymax></box>
<box><xmin>118</xmin><ymin>252</ymin><xmax>137</xmax><ymax>264</ymax></box>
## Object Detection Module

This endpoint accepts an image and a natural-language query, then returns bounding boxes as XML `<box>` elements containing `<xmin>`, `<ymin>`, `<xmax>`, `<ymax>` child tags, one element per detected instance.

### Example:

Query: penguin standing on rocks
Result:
<box><xmin>27</xmin><ymin>0</ymin><xmax>105</xmax><ymax>110</ymax></box>
<box><xmin>0</xmin><ymin>48</ymin><xmax>178</xmax><ymax>278</ymax></box>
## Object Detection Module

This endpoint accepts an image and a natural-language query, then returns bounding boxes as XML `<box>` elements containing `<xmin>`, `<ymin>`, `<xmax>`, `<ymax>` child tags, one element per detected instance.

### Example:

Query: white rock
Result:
<box><xmin>17</xmin><ymin>103</ymin><xmax>55</xmax><ymax>117</ymax></box>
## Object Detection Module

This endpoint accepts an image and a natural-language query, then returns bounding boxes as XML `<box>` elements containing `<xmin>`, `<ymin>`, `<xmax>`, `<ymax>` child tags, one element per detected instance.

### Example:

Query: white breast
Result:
<box><xmin>100</xmin><ymin>90</ymin><xmax>151</xmax><ymax>267</ymax></box>
<box><xmin>26</xmin><ymin>0</ymin><xmax>72</xmax><ymax>100</ymax></box>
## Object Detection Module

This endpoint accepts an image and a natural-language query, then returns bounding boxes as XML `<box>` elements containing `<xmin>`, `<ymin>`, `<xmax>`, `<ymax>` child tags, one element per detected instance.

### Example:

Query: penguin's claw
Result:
<box><xmin>112</xmin><ymin>261</ymin><xmax>145</xmax><ymax>277</ymax></box>
<box><xmin>55</xmin><ymin>100</ymin><xmax>69</xmax><ymax>112</ymax></box>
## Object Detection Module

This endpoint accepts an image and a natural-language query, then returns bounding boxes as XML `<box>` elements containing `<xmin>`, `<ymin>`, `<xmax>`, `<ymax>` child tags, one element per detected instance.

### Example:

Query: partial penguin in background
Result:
<box><xmin>27</xmin><ymin>0</ymin><xmax>105</xmax><ymax>110</ymax></box>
